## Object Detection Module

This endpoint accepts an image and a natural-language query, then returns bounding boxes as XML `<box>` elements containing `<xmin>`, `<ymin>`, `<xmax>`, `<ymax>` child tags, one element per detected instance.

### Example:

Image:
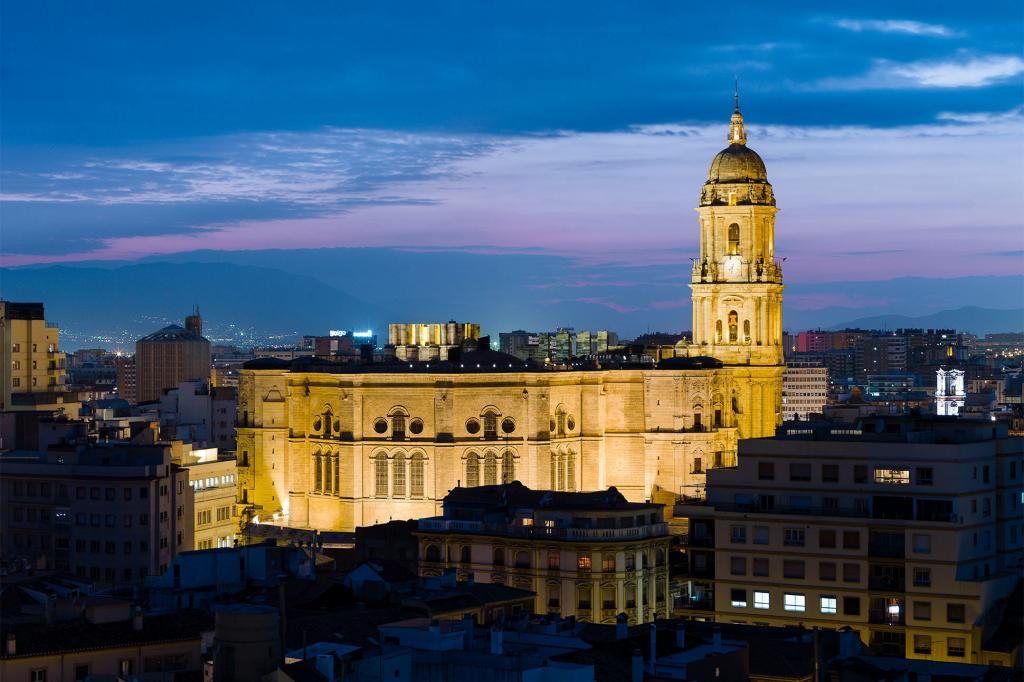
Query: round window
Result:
<box><xmin>373</xmin><ymin>418</ymin><xmax>388</xmax><ymax>434</ymax></box>
<box><xmin>466</xmin><ymin>419</ymin><xmax>480</xmax><ymax>434</ymax></box>
<box><xmin>566</xmin><ymin>416</ymin><xmax>576</xmax><ymax>431</ymax></box>
<box><xmin>501</xmin><ymin>418</ymin><xmax>515</xmax><ymax>434</ymax></box>
<box><xmin>410</xmin><ymin>418</ymin><xmax>424</xmax><ymax>435</ymax></box>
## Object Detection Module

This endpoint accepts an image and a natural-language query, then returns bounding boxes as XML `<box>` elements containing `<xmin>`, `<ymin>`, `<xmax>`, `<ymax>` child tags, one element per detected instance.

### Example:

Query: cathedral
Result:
<box><xmin>235</xmin><ymin>99</ymin><xmax>784</xmax><ymax>532</ymax></box>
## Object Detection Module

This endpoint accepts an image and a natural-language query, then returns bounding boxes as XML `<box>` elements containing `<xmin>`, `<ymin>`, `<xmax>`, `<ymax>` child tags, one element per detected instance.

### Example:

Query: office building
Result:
<box><xmin>674</xmin><ymin>415</ymin><xmax>1023</xmax><ymax>665</ymax></box>
<box><xmin>416</xmin><ymin>482</ymin><xmax>671</xmax><ymax>624</ymax></box>
<box><xmin>0</xmin><ymin>444</ymin><xmax>194</xmax><ymax>582</ymax></box>
<box><xmin>782</xmin><ymin>360</ymin><xmax>827</xmax><ymax>421</ymax></box>
<box><xmin>135</xmin><ymin>309</ymin><xmax>211</xmax><ymax>403</ymax></box>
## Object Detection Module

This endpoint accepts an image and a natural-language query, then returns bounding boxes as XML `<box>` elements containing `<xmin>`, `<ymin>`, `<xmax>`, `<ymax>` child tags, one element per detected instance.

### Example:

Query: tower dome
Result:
<box><xmin>699</xmin><ymin>89</ymin><xmax>774</xmax><ymax>207</ymax></box>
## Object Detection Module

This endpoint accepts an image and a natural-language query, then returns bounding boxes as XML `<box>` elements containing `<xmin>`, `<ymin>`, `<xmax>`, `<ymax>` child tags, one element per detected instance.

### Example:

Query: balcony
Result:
<box><xmin>868</xmin><ymin>575</ymin><xmax>905</xmax><ymax>592</ymax></box>
<box><xmin>680</xmin><ymin>533</ymin><xmax>714</xmax><ymax>548</ymax></box>
<box><xmin>676</xmin><ymin>499</ymin><xmax>870</xmax><ymax>519</ymax></box>
<box><xmin>869</xmin><ymin>607</ymin><xmax>905</xmax><ymax>626</ymax></box>
<box><xmin>675</xmin><ymin>595</ymin><xmax>714</xmax><ymax>611</ymax></box>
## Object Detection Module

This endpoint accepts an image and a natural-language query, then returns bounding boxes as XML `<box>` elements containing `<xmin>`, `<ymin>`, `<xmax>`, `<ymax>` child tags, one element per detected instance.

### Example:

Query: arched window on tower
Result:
<box><xmin>566</xmin><ymin>451</ymin><xmax>576</xmax><ymax>491</ymax></box>
<box><xmin>410</xmin><ymin>454</ymin><xmax>425</xmax><ymax>497</ymax></box>
<box><xmin>728</xmin><ymin>310</ymin><xmax>739</xmax><ymax>343</ymax></box>
<box><xmin>728</xmin><ymin>223</ymin><xmax>740</xmax><ymax>255</ymax></box>
<box><xmin>466</xmin><ymin>453</ymin><xmax>480</xmax><ymax>487</ymax></box>
<box><xmin>501</xmin><ymin>451</ymin><xmax>515</xmax><ymax>483</ymax></box>
<box><xmin>392</xmin><ymin>452</ymin><xmax>406</xmax><ymax>497</ymax></box>
<box><xmin>715</xmin><ymin>320</ymin><xmax>723</xmax><ymax>343</ymax></box>
<box><xmin>313</xmin><ymin>453</ymin><xmax>322</xmax><ymax>493</ymax></box>
<box><xmin>333</xmin><ymin>454</ymin><xmax>340</xmax><ymax>495</ymax></box>
<box><xmin>483</xmin><ymin>412</ymin><xmax>498</xmax><ymax>440</ymax></box>
<box><xmin>484</xmin><ymin>451</ymin><xmax>497</xmax><ymax>485</ymax></box>
<box><xmin>374</xmin><ymin>455</ymin><xmax>388</xmax><ymax>497</ymax></box>
<box><xmin>743</xmin><ymin>319</ymin><xmax>751</xmax><ymax>343</ymax></box>
<box><xmin>552</xmin><ymin>453</ymin><xmax>563</xmax><ymax>491</ymax></box>
<box><xmin>323</xmin><ymin>453</ymin><xmax>333</xmax><ymax>494</ymax></box>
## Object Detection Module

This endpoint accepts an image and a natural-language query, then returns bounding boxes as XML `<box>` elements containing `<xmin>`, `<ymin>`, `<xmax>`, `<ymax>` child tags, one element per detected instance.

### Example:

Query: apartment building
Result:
<box><xmin>782</xmin><ymin>360</ymin><xmax>827</xmax><ymax>421</ymax></box>
<box><xmin>416</xmin><ymin>482</ymin><xmax>671</xmax><ymax>625</ymax></box>
<box><xmin>175</xmin><ymin>445</ymin><xmax>238</xmax><ymax>550</ymax></box>
<box><xmin>674</xmin><ymin>415</ymin><xmax>1023</xmax><ymax>666</ymax></box>
<box><xmin>0</xmin><ymin>444</ymin><xmax>193</xmax><ymax>583</ymax></box>
<box><xmin>0</xmin><ymin>301</ymin><xmax>79</xmax><ymax>416</ymax></box>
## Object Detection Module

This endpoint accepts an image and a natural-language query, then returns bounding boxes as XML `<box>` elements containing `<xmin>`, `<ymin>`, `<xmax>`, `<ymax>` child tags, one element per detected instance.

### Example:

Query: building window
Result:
<box><xmin>74</xmin><ymin>665</ymin><xmax>90</xmax><ymax>681</ymax></box>
<box><xmin>854</xmin><ymin>465</ymin><xmax>868</xmax><ymax>483</ymax></box>
<box><xmin>819</xmin><ymin>529</ymin><xmax>836</xmax><ymax>548</ymax></box>
<box><xmin>602</xmin><ymin>554</ymin><xmax>616</xmax><ymax>572</ymax></box>
<box><xmin>913</xmin><ymin>601</ymin><xmax>931</xmax><ymax>621</ymax></box>
<box><xmin>425</xmin><ymin>544</ymin><xmax>441</xmax><ymax>562</ymax></box>
<box><xmin>577</xmin><ymin>587</ymin><xmax>591</xmax><ymax>611</ymax></box>
<box><xmin>547</xmin><ymin>583</ymin><xmax>560</xmax><ymax>609</ymax></box>
<box><xmin>843</xmin><ymin>563</ymin><xmax>860</xmax><ymax>583</ymax></box>
<box><xmin>822</xmin><ymin>464</ymin><xmax>839</xmax><ymax>483</ymax></box>
<box><xmin>727</xmin><ymin>222</ymin><xmax>740</xmax><ymax>254</ymax></box>
<box><xmin>501</xmin><ymin>451</ymin><xmax>515</xmax><ymax>483</ymax></box>
<box><xmin>730</xmin><ymin>556</ymin><xmax>746</xmax><ymax>575</ymax></box>
<box><xmin>913</xmin><ymin>534</ymin><xmax>931</xmax><ymax>554</ymax></box>
<box><xmin>784</xmin><ymin>528</ymin><xmax>805</xmax><ymax>547</ymax></box>
<box><xmin>753</xmin><ymin>526</ymin><xmax>769</xmax><ymax>544</ymax></box>
<box><xmin>758</xmin><ymin>462</ymin><xmax>774</xmax><ymax>480</ymax></box>
<box><xmin>577</xmin><ymin>554</ymin><xmax>591</xmax><ymax>572</ymax></box>
<box><xmin>948</xmin><ymin>637</ymin><xmax>966</xmax><ymax>657</ymax></box>
<box><xmin>548</xmin><ymin>551</ymin><xmax>560</xmax><ymax>570</ymax></box>
<box><xmin>917</xmin><ymin>467</ymin><xmax>934</xmax><ymax>485</ymax></box>
<box><xmin>874</xmin><ymin>468</ymin><xmax>910</xmax><ymax>485</ymax></box>
<box><xmin>820</xmin><ymin>596</ymin><xmax>837</xmax><ymax>614</ymax></box>
<box><xmin>30</xmin><ymin>669</ymin><xmax>47</xmax><ymax>682</ymax></box>
<box><xmin>374</xmin><ymin>457</ymin><xmax>388</xmax><ymax>497</ymax></box>
<box><xmin>753</xmin><ymin>591</ymin><xmax>770</xmax><ymax>609</ymax></box>
<box><xmin>842</xmin><ymin>531</ymin><xmax>860</xmax><ymax>549</ymax></box>
<box><xmin>459</xmin><ymin>546</ymin><xmax>471</xmax><ymax>564</ymax></box>
<box><xmin>484</xmin><ymin>452</ymin><xmax>497</xmax><ymax>485</ymax></box>
<box><xmin>947</xmin><ymin>603</ymin><xmax>965</xmax><ymax>623</ymax></box>
<box><xmin>493</xmin><ymin>547</ymin><xmax>505</xmax><ymax>566</ymax></box>
<box><xmin>410</xmin><ymin>454</ymin><xmax>424</xmax><ymax>497</ymax></box>
<box><xmin>913</xmin><ymin>567</ymin><xmax>931</xmax><ymax>587</ymax></box>
<box><xmin>730</xmin><ymin>525</ymin><xmax>746</xmax><ymax>543</ymax></box>
<box><xmin>391</xmin><ymin>414</ymin><xmax>406</xmax><ymax>441</ymax></box>
<box><xmin>843</xmin><ymin>596</ymin><xmax>860</xmax><ymax>616</ymax></box>
<box><xmin>783</xmin><ymin>560</ymin><xmax>805</xmax><ymax>579</ymax></box>
<box><xmin>731</xmin><ymin>588</ymin><xmax>747</xmax><ymax>608</ymax></box>
<box><xmin>483</xmin><ymin>413</ymin><xmax>498</xmax><ymax>440</ymax></box>
<box><xmin>789</xmin><ymin>463</ymin><xmax>811</xmax><ymax>481</ymax></box>
<box><xmin>752</xmin><ymin>557</ymin><xmax>769</xmax><ymax>576</ymax></box>
<box><xmin>565</xmin><ymin>451</ymin><xmax>576</xmax><ymax>491</ymax></box>
<box><xmin>913</xmin><ymin>634</ymin><xmax>931</xmax><ymax>655</ymax></box>
<box><xmin>692</xmin><ymin>456</ymin><xmax>703</xmax><ymax>474</ymax></box>
<box><xmin>515</xmin><ymin>551</ymin><xmax>530</xmax><ymax>569</ymax></box>
<box><xmin>392</xmin><ymin>453</ymin><xmax>406</xmax><ymax>497</ymax></box>
<box><xmin>819</xmin><ymin>561</ymin><xmax>836</xmax><ymax>581</ymax></box>
<box><xmin>466</xmin><ymin>453</ymin><xmax>480</xmax><ymax>487</ymax></box>
<box><xmin>784</xmin><ymin>593</ymin><xmax>806</xmax><ymax>612</ymax></box>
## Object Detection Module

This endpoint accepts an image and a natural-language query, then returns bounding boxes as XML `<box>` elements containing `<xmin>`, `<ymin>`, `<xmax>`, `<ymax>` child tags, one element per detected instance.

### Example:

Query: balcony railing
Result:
<box><xmin>675</xmin><ymin>499</ymin><xmax>871</xmax><ymax>519</ymax></box>
<box><xmin>675</xmin><ymin>596</ymin><xmax>714</xmax><ymax>611</ymax></box>
<box><xmin>868</xmin><ymin>608</ymin><xmax>905</xmax><ymax>626</ymax></box>
<box><xmin>868</xmin><ymin>575</ymin><xmax>905</xmax><ymax>591</ymax></box>
<box><xmin>418</xmin><ymin>518</ymin><xmax>669</xmax><ymax>541</ymax></box>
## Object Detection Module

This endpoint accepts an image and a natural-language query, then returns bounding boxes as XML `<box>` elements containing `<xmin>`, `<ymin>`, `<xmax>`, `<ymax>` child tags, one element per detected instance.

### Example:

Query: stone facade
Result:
<box><xmin>236</xmin><ymin>99</ymin><xmax>784</xmax><ymax>532</ymax></box>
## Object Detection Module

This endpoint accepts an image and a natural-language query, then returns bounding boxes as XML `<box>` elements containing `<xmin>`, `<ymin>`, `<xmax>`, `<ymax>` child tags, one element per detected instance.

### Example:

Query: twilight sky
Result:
<box><xmin>2</xmin><ymin>2</ymin><xmax>1023</xmax><ymax>289</ymax></box>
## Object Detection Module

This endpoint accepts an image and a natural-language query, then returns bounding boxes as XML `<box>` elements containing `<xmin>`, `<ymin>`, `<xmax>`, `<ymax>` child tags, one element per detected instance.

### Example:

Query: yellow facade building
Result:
<box><xmin>235</xmin><ymin>100</ymin><xmax>784</xmax><ymax>532</ymax></box>
<box><xmin>0</xmin><ymin>301</ymin><xmax>79</xmax><ymax>415</ymax></box>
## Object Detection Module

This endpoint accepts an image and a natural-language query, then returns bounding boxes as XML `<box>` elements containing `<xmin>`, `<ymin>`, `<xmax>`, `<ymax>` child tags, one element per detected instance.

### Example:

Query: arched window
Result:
<box><xmin>501</xmin><ymin>451</ymin><xmax>515</xmax><ymax>483</ymax></box>
<box><xmin>391</xmin><ymin>414</ymin><xmax>406</xmax><ymax>441</ymax></box>
<box><xmin>483</xmin><ymin>412</ymin><xmax>498</xmax><ymax>440</ymax></box>
<box><xmin>656</xmin><ymin>548</ymin><xmax>665</xmax><ymax>567</ymax></box>
<box><xmin>566</xmin><ymin>451</ymin><xmax>576</xmax><ymax>491</ymax></box>
<box><xmin>313</xmin><ymin>453</ymin><xmax>322</xmax><ymax>492</ymax></box>
<box><xmin>410</xmin><ymin>454</ymin><xmax>424</xmax><ymax>498</ymax></box>
<box><xmin>333</xmin><ymin>454</ymin><xmax>340</xmax><ymax>495</ymax></box>
<box><xmin>425</xmin><ymin>544</ymin><xmax>441</xmax><ymax>562</ymax></box>
<box><xmin>728</xmin><ymin>223</ymin><xmax>740</xmax><ymax>254</ymax></box>
<box><xmin>466</xmin><ymin>453</ymin><xmax>480</xmax><ymax>487</ymax></box>
<box><xmin>374</xmin><ymin>456</ymin><xmax>388</xmax><ymax>497</ymax></box>
<box><xmin>715</xmin><ymin>320</ymin><xmax>723</xmax><ymax>343</ymax></box>
<box><xmin>323</xmin><ymin>454</ymin><xmax>333</xmax><ymax>494</ymax></box>
<box><xmin>515</xmin><ymin>551</ymin><xmax>530</xmax><ymax>568</ymax></box>
<box><xmin>626</xmin><ymin>583</ymin><xmax>637</xmax><ymax>608</ymax></box>
<box><xmin>484</xmin><ymin>452</ymin><xmax>497</xmax><ymax>486</ymax></box>
<box><xmin>460</xmin><ymin>545</ymin><xmax>471</xmax><ymax>564</ymax></box>
<box><xmin>743</xmin><ymin>319</ymin><xmax>751</xmax><ymax>343</ymax></box>
<box><xmin>728</xmin><ymin>310</ymin><xmax>738</xmax><ymax>343</ymax></box>
<box><xmin>553</xmin><ymin>453</ymin><xmax>563</xmax><ymax>491</ymax></box>
<box><xmin>493</xmin><ymin>547</ymin><xmax>505</xmax><ymax>566</ymax></box>
<box><xmin>392</xmin><ymin>453</ymin><xmax>406</xmax><ymax>497</ymax></box>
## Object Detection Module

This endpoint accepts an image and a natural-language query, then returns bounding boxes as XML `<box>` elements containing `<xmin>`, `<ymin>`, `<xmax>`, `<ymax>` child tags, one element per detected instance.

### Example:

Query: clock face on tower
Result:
<box><xmin>723</xmin><ymin>255</ymin><xmax>742</xmax><ymax>279</ymax></box>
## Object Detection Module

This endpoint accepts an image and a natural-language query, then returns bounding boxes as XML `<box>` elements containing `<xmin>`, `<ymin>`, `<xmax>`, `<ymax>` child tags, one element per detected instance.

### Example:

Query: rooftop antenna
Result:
<box><xmin>734</xmin><ymin>77</ymin><xmax>740</xmax><ymax>112</ymax></box>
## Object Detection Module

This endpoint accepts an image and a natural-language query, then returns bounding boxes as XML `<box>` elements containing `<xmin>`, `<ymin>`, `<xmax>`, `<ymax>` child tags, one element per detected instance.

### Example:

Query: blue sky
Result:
<box><xmin>1</xmin><ymin>1</ymin><xmax>1022</xmax><ymax>303</ymax></box>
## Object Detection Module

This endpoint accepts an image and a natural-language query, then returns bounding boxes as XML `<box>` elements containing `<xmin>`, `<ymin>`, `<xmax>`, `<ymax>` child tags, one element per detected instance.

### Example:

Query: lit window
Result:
<box><xmin>753</xmin><ymin>591</ymin><xmax>770</xmax><ymax>609</ymax></box>
<box><xmin>873</xmin><ymin>468</ymin><xmax>910</xmax><ymax>485</ymax></box>
<box><xmin>730</xmin><ymin>588</ymin><xmax>747</xmax><ymax>608</ymax></box>
<box><xmin>820</xmin><ymin>596</ymin><xmax>837</xmax><ymax>614</ymax></box>
<box><xmin>577</xmin><ymin>554</ymin><xmax>591</xmax><ymax>571</ymax></box>
<box><xmin>783</xmin><ymin>593</ymin><xmax>806</xmax><ymax>612</ymax></box>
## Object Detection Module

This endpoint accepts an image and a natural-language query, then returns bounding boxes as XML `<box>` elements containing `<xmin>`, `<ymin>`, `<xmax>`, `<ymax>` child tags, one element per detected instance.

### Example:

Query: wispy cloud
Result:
<box><xmin>833</xmin><ymin>18</ymin><xmax>960</xmax><ymax>38</ymax></box>
<box><xmin>811</xmin><ymin>53</ymin><xmax>1024</xmax><ymax>90</ymax></box>
<box><xmin>937</xmin><ymin>105</ymin><xmax>1024</xmax><ymax>124</ymax></box>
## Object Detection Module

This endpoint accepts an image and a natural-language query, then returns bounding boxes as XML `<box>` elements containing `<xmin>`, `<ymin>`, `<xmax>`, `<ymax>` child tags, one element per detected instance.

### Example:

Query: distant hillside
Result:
<box><xmin>827</xmin><ymin>306</ymin><xmax>1024</xmax><ymax>336</ymax></box>
<box><xmin>0</xmin><ymin>262</ymin><xmax>391</xmax><ymax>346</ymax></box>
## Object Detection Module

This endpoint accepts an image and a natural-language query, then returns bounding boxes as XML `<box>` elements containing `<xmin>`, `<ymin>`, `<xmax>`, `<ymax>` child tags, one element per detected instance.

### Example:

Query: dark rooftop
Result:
<box><xmin>442</xmin><ymin>481</ymin><xmax>659</xmax><ymax>512</ymax></box>
<box><xmin>138</xmin><ymin>323</ymin><xmax>208</xmax><ymax>343</ymax></box>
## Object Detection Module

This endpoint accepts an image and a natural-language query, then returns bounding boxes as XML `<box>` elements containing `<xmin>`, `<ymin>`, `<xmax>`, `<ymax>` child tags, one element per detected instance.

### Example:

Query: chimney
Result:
<box><xmin>648</xmin><ymin>622</ymin><xmax>657</xmax><ymax>672</ymax></box>
<box><xmin>615</xmin><ymin>612</ymin><xmax>629</xmax><ymax>640</ymax></box>
<box><xmin>674</xmin><ymin>622</ymin><xmax>686</xmax><ymax>649</ymax></box>
<box><xmin>5</xmin><ymin>633</ymin><xmax>15</xmax><ymax>656</ymax></box>
<box><xmin>132</xmin><ymin>607</ymin><xmax>144</xmax><ymax>632</ymax></box>
<box><xmin>490</xmin><ymin>625</ymin><xmax>503</xmax><ymax>655</ymax></box>
<box><xmin>712</xmin><ymin>625</ymin><xmax>722</xmax><ymax>648</ymax></box>
<box><xmin>631</xmin><ymin>648</ymin><xmax>643</xmax><ymax>682</ymax></box>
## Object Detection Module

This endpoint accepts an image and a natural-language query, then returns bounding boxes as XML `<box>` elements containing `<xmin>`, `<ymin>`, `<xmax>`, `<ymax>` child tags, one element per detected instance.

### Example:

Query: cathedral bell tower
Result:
<box><xmin>689</xmin><ymin>91</ymin><xmax>784</xmax><ymax>367</ymax></box>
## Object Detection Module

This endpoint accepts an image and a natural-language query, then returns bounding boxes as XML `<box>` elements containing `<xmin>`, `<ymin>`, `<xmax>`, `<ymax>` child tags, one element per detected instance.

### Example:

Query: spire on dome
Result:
<box><xmin>728</xmin><ymin>82</ymin><xmax>746</xmax><ymax>146</ymax></box>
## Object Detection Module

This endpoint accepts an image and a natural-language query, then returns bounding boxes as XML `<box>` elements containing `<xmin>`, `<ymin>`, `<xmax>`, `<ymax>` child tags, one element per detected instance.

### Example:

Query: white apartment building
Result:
<box><xmin>782</xmin><ymin>360</ymin><xmax>827</xmax><ymax>421</ymax></box>
<box><xmin>674</xmin><ymin>416</ymin><xmax>1023</xmax><ymax>667</ymax></box>
<box><xmin>176</xmin><ymin>445</ymin><xmax>237</xmax><ymax>550</ymax></box>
